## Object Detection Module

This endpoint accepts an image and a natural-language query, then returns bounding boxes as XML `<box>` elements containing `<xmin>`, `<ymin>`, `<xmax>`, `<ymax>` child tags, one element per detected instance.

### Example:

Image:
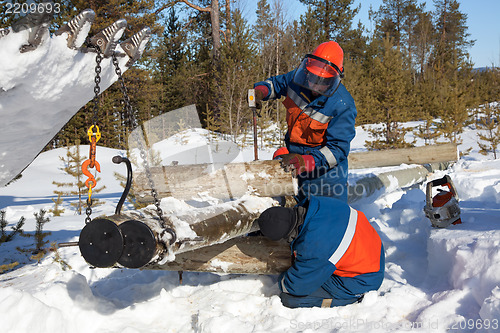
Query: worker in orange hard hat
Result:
<box><xmin>294</xmin><ymin>41</ymin><xmax>344</xmax><ymax>97</ymax></box>
<box><xmin>253</xmin><ymin>41</ymin><xmax>357</xmax><ymax>203</ymax></box>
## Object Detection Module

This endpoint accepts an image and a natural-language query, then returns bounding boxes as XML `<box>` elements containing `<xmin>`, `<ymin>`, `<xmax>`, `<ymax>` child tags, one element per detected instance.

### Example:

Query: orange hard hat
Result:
<box><xmin>310</xmin><ymin>41</ymin><xmax>344</xmax><ymax>73</ymax></box>
<box><xmin>305</xmin><ymin>41</ymin><xmax>344</xmax><ymax>79</ymax></box>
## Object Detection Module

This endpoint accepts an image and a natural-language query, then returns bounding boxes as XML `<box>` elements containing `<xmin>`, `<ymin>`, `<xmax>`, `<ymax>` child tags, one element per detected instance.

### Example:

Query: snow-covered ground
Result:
<box><xmin>1</xmin><ymin>119</ymin><xmax>500</xmax><ymax>333</ymax></box>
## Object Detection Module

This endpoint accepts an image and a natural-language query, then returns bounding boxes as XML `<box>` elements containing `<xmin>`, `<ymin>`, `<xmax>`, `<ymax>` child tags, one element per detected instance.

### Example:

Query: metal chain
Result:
<box><xmin>85</xmin><ymin>49</ymin><xmax>103</xmax><ymax>224</ymax></box>
<box><xmin>92</xmin><ymin>51</ymin><xmax>102</xmax><ymax>127</ymax></box>
<box><xmin>111</xmin><ymin>54</ymin><xmax>175</xmax><ymax>244</ymax></box>
<box><xmin>85</xmin><ymin>199</ymin><xmax>92</xmax><ymax>224</ymax></box>
<box><xmin>111</xmin><ymin>55</ymin><xmax>136</xmax><ymax>129</ymax></box>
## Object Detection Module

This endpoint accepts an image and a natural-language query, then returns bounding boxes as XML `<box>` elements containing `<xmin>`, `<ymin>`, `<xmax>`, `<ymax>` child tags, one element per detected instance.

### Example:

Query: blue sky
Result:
<box><xmin>241</xmin><ymin>0</ymin><xmax>499</xmax><ymax>68</ymax></box>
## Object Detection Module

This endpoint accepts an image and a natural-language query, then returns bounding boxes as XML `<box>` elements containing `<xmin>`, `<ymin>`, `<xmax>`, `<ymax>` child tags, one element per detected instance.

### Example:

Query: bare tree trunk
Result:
<box><xmin>225</xmin><ymin>0</ymin><xmax>231</xmax><ymax>43</ymax></box>
<box><xmin>210</xmin><ymin>0</ymin><xmax>221</xmax><ymax>64</ymax></box>
<box><xmin>228</xmin><ymin>67</ymin><xmax>235</xmax><ymax>137</ymax></box>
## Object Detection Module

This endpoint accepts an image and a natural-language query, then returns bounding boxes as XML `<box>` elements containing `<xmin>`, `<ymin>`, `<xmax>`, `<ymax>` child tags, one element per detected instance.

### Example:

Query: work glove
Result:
<box><xmin>254</xmin><ymin>85</ymin><xmax>268</xmax><ymax>109</ymax></box>
<box><xmin>279</xmin><ymin>154</ymin><xmax>315</xmax><ymax>176</ymax></box>
<box><xmin>273</xmin><ymin>147</ymin><xmax>289</xmax><ymax>159</ymax></box>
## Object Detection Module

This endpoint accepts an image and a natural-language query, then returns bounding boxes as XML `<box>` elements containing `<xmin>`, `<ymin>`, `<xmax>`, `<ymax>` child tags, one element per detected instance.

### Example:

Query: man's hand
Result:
<box><xmin>273</xmin><ymin>147</ymin><xmax>289</xmax><ymax>159</ymax></box>
<box><xmin>280</xmin><ymin>154</ymin><xmax>315</xmax><ymax>176</ymax></box>
<box><xmin>254</xmin><ymin>85</ymin><xmax>268</xmax><ymax>109</ymax></box>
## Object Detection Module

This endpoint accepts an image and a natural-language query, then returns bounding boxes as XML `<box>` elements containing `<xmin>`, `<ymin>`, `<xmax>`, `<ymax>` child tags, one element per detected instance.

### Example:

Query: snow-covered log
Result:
<box><xmin>146</xmin><ymin>236</ymin><xmax>291</xmax><ymax>274</ymax></box>
<box><xmin>134</xmin><ymin>160</ymin><xmax>297</xmax><ymax>202</ymax></box>
<box><xmin>348</xmin><ymin>162</ymin><xmax>453</xmax><ymax>203</ymax></box>
<box><xmin>348</xmin><ymin>143</ymin><xmax>458</xmax><ymax>169</ymax></box>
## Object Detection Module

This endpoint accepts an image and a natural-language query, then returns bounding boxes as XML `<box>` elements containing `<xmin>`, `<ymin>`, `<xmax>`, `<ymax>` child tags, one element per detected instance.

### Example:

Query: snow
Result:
<box><xmin>2</xmin><ymin>21</ymin><xmax>500</xmax><ymax>333</ymax></box>
<box><xmin>1</xmin><ymin>121</ymin><xmax>500</xmax><ymax>333</ymax></box>
<box><xmin>210</xmin><ymin>259</ymin><xmax>233</xmax><ymax>273</ymax></box>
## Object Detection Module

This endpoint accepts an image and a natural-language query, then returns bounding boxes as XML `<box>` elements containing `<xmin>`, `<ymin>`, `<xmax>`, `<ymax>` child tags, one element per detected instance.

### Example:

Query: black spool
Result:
<box><xmin>117</xmin><ymin>220</ymin><xmax>157</xmax><ymax>269</ymax></box>
<box><xmin>79</xmin><ymin>218</ymin><xmax>124</xmax><ymax>268</ymax></box>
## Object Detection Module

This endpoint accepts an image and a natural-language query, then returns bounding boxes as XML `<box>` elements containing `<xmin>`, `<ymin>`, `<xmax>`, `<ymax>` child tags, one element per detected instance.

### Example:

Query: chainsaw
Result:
<box><xmin>424</xmin><ymin>175</ymin><xmax>462</xmax><ymax>228</ymax></box>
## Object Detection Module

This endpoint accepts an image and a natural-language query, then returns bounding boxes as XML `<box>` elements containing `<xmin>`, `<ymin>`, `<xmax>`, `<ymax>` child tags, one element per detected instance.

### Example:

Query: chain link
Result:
<box><xmin>85</xmin><ymin>199</ymin><xmax>92</xmax><ymax>224</ymax></box>
<box><xmin>111</xmin><ymin>53</ymin><xmax>176</xmax><ymax>247</ymax></box>
<box><xmin>92</xmin><ymin>51</ymin><xmax>102</xmax><ymax>127</ymax></box>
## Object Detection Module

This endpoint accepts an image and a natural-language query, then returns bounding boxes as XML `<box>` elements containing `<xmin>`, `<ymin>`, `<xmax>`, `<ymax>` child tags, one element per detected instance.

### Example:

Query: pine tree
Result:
<box><xmin>252</xmin><ymin>0</ymin><xmax>296</xmax><ymax>142</ymax></box>
<box><xmin>255</xmin><ymin>0</ymin><xmax>292</xmax><ymax>77</ymax></box>
<box><xmin>165</xmin><ymin>1</ymin><xmax>222</xmax><ymax>128</ymax></box>
<box><xmin>411</xmin><ymin>9</ymin><xmax>434</xmax><ymax>75</ymax></box>
<box><xmin>254</xmin><ymin>0</ymin><xmax>273</xmax><ymax>70</ymax></box>
<box><xmin>156</xmin><ymin>0</ymin><xmax>228</xmax><ymax>69</ymax></box>
<box><xmin>474</xmin><ymin>67</ymin><xmax>500</xmax><ymax>106</ymax></box>
<box><xmin>0</xmin><ymin>210</ymin><xmax>25</xmax><ymax>244</ymax></box>
<box><xmin>343</xmin><ymin>56</ymin><xmax>372</xmax><ymax>125</ymax></box>
<box><xmin>414</xmin><ymin>114</ymin><xmax>442</xmax><ymax>145</ymax></box>
<box><xmin>297</xmin><ymin>0</ymin><xmax>359</xmax><ymax>42</ymax></box>
<box><xmin>346</xmin><ymin>36</ymin><xmax>382</xmax><ymax>125</ymax></box>
<box><xmin>371</xmin><ymin>0</ymin><xmax>422</xmax><ymax>59</ymax></box>
<box><xmin>365</xmin><ymin>37</ymin><xmax>414</xmax><ymax>149</ymax></box>
<box><xmin>371</xmin><ymin>0</ymin><xmax>432</xmax><ymax>123</ymax></box>
<box><xmin>432</xmin><ymin>0</ymin><xmax>474</xmax><ymax>63</ymax></box>
<box><xmin>49</xmin><ymin>194</ymin><xmax>65</xmax><ymax>217</ymax></box>
<box><xmin>218</xmin><ymin>8</ymin><xmax>256</xmax><ymax>139</ymax></box>
<box><xmin>294</xmin><ymin>8</ymin><xmax>323</xmax><ymax>61</ymax></box>
<box><xmin>477</xmin><ymin>103</ymin><xmax>500</xmax><ymax>159</ymax></box>
<box><xmin>155</xmin><ymin>7</ymin><xmax>196</xmax><ymax>113</ymax></box>
<box><xmin>298</xmin><ymin>0</ymin><xmax>366</xmax><ymax>60</ymax></box>
<box><xmin>433</xmin><ymin>50</ymin><xmax>472</xmax><ymax>144</ymax></box>
<box><xmin>33</xmin><ymin>209</ymin><xmax>51</xmax><ymax>254</ymax></box>
<box><xmin>155</xmin><ymin>0</ymin><xmax>235</xmax><ymax>131</ymax></box>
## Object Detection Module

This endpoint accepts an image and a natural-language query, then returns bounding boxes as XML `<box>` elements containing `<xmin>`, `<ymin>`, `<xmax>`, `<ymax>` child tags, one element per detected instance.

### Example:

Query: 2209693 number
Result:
<box><xmin>449</xmin><ymin>318</ymin><xmax>498</xmax><ymax>330</ymax></box>
<box><xmin>5</xmin><ymin>2</ymin><xmax>61</xmax><ymax>15</ymax></box>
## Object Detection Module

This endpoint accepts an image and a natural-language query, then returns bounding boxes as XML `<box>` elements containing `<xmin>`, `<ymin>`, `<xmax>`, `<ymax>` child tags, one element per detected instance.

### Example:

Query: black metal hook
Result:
<box><xmin>112</xmin><ymin>155</ymin><xmax>132</xmax><ymax>215</ymax></box>
<box><xmin>162</xmin><ymin>227</ymin><xmax>177</xmax><ymax>246</ymax></box>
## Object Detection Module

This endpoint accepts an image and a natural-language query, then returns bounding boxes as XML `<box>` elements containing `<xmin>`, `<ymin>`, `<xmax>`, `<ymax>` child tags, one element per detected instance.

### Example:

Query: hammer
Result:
<box><xmin>248</xmin><ymin>89</ymin><xmax>260</xmax><ymax>161</ymax></box>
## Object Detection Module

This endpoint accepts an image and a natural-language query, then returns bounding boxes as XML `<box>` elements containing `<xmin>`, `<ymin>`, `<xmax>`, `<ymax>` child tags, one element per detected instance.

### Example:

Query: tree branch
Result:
<box><xmin>220</xmin><ymin>29</ymin><xmax>228</xmax><ymax>44</ymax></box>
<box><xmin>155</xmin><ymin>1</ymin><xmax>182</xmax><ymax>15</ymax></box>
<box><xmin>155</xmin><ymin>0</ymin><xmax>211</xmax><ymax>16</ymax></box>
<box><xmin>181</xmin><ymin>0</ymin><xmax>211</xmax><ymax>12</ymax></box>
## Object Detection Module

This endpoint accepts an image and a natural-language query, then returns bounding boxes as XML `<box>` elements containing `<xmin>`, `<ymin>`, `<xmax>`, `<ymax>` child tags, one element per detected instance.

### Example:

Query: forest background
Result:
<box><xmin>1</xmin><ymin>0</ymin><xmax>499</xmax><ymax>151</ymax></box>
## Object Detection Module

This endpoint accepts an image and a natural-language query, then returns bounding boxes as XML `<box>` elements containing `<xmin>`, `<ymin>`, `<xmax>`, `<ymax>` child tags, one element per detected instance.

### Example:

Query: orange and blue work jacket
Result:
<box><xmin>255</xmin><ymin>70</ymin><xmax>357</xmax><ymax>202</ymax></box>
<box><xmin>278</xmin><ymin>196</ymin><xmax>384</xmax><ymax>297</ymax></box>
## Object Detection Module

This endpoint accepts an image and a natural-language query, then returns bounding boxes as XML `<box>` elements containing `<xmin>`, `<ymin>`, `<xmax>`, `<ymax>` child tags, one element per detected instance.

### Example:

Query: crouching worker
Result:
<box><xmin>257</xmin><ymin>195</ymin><xmax>385</xmax><ymax>308</ymax></box>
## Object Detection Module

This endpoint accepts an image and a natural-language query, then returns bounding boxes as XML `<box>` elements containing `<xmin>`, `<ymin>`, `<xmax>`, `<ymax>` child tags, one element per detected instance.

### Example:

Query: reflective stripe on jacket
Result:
<box><xmin>283</xmin><ymin>87</ymin><xmax>332</xmax><ymax>147</ymax></box>
<box><xmin>278</xmin><ymin>196</ymin><xmax>384</xmax><ymax>296</ymax></box>
<box><xmin>255</xmin><ymin>70</ymin><xmax>357</xmax><ymax>170</ymax></box>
